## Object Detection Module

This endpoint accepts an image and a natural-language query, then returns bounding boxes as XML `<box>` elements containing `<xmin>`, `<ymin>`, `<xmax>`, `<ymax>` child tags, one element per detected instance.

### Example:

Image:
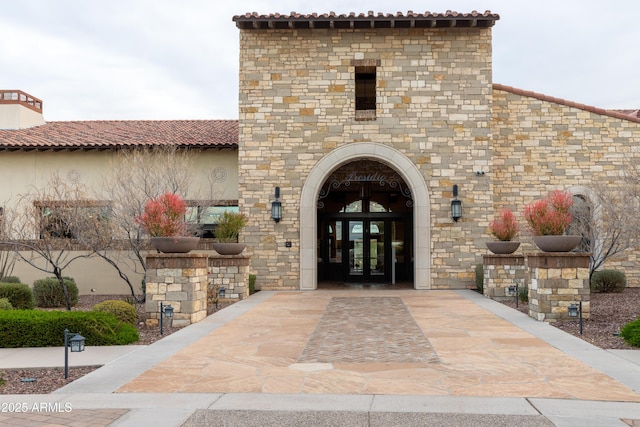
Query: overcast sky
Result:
<box><xmin>1</xmin><ymin>0</ymin><xmax>638</xmax><ymax>121</ymax></box>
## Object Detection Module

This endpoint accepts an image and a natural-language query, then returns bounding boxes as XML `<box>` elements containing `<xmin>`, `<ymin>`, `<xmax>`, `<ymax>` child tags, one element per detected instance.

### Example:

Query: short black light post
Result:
<box><xmin>64</xmin><ymin>328</ymin><xmax>85</xmax><ymax>379</ymax></box>
<box><xmin>507</xmin><ymin>284</ymin><xmax>518</xmax><ymax>308</ymax></box>
<box><xmin>568</xmin><ymin>301</ymin><xmax>583</xmax><ymax>335</ymax></box>
<box><xmin>159</xmin><ymin>302</ymin><xmax>174</xmax><ymax>335</ymax></box>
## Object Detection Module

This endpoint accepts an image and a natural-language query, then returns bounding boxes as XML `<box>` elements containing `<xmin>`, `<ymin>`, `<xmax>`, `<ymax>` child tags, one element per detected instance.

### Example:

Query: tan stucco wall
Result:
<box><xmin>0</xmin><ymin>149</ymin><xmax>238</xmax><ymax>204</ymax></box>
<box><xmin>491</xmin><ymin>88</ymin><xmax>640</xmax><ymax>285</ymax></box>
<box><xmin>238</xmin><ymin>27</ymin><xmax>495</xmax><ymax>290</ymax></box>
<box><xmin>0</xmin><ymin>148</ymin><xmax>238</xmax><ymax>293</ymax></box>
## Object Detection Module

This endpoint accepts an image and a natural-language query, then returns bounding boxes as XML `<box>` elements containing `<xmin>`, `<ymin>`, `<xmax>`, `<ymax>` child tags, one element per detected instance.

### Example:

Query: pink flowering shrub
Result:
<box><xmin>523</xmin><ymin>190</ymin><xmax>574</xmax><ymax>236</ymax></box>
<box><xmin>136</xmin><ymin>192</ymin><xmax>187</xmax><ymax>237</ymax></box>
<box><xmin>489</xmin><ymin>209</ymin><xmax>519</xmax><ymax>241</ymax></box>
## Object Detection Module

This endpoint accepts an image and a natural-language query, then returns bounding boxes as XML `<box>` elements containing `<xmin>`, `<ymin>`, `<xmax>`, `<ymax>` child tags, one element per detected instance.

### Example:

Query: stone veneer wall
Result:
<box><xmin>145</xmin><ymin>254</ymin><xmax>208</xmax><ymax>327</ymax></box>
<box><xmin>492</xmin><ymin>88</ymin><xmax>640</xmax><ymax>286</ymax></box>
<box><xmin>238</xmin><ymin>27</ymin><xmax>494</xmax><ymax>289</ymax></box>
<box><xmin>527</xmin><ymin>253</ymin><xmax>591</xmax><ymax>322</ymax></box>
<box><xmin>482</xmin><ymin>254</ymin><xmax>526</xmax><ymax>301</ymax></box>
<box><xmin>208</xmin><ymin>256</ymin><xmax>250</xmax><ymax>300</ymax></box>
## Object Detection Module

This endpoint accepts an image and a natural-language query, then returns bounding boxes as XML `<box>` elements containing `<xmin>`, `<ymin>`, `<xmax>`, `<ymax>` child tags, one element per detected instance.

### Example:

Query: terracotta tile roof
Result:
<box><xmin>234</xmin><ymin>10</ymin><xmax>499</xmax><ymax>30</ymax></box>
<box><xmin>493</xmin><ymin>84</ymin><xmax>640</xmax><ymax>124</ymax></box>
<box><xmin>0</xmin><ymin>120</ymin><xmax>238</xmax><ymax>151</ymax></box>
<box><xmin>614</xmin><ymin>109</ymin><xmax>640</xmax><ymax>119</ymax></box>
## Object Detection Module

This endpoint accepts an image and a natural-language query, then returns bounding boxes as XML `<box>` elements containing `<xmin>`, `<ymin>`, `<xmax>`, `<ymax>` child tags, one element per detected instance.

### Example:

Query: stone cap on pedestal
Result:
<box><xmin>482</xmin><ymin>254</ymin><xmax>525</xmax><ymax>266</ymax></box>
<box><xmin>147</xmin><ymin>253</ymin><xmax>209</xmax><ymax>269</ymax></box>
<box><xmin>525</xmin><ymin>252</ymin><xmax>590</xmax><ymax>269</ymax></box>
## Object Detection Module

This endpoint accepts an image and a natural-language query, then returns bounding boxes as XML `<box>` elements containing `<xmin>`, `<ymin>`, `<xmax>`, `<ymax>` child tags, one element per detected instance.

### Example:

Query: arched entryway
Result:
<box><xmin>299</xmin><ymin>143</ymin><xmax>430</xmax><ymax>290</ymax></box>
<box><xmin>317</xmin><ymin>159</ymin><xmax>413</xmax><ymax>283</ymax></box>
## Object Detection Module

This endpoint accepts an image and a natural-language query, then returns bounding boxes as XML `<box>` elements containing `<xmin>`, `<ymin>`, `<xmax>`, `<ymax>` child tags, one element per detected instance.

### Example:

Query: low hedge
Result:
<box><xmin>591</xmin><ymin>270</ymin><xmax>626</xmax><ymax>293</ymax></box>
<box><xmin>0</xmin><ymin>297</ymin><xmax>13</xmax><ymax>310</ymax></box>
<box><xmin>0</xmin><ymin>282</ymin><xmax>35</xmax><ymax>309</ymax></box>
<box><xmin>33</xmin><ymin>277</ymin><xmax>79</xmax><ymax>308</ymax></box>
<box><xmin>0</xmin><ymin>309</ymin><xmax>139</xmax><ymax>348</ymax></box>
<box><xmin>93</xmin><ymin>300</ymin><xmax>138</xmax><ymax>326</ymax></box>
<box><xmin>621</xmin><ymin>318</ymin><xmax>640</xmax><ymax>348</ymax></box>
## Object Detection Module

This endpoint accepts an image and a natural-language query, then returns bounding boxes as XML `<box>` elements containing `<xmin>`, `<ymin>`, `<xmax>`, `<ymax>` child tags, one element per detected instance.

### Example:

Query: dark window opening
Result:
<box><xmin>355</xmin><ymin>66</ymin><xmax>376</xmax><ymax>111</ymax></box>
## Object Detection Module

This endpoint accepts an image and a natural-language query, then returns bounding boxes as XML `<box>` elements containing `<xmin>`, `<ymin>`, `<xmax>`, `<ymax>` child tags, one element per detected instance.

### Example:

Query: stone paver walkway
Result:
<box><xmin>117</xmin><ymin>290</ymin><xmax>640</xmax><ymax>401</ymax></box>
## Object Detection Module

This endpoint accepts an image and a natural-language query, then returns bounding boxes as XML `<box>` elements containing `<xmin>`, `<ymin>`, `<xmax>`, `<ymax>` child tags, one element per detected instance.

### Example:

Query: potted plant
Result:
<box><xmin>212</xmin><ymin>211</ymin><xmax>248</xmax><ymax>255</ymax></box>
<box><xmin>486</xmin><ymin>208</ymin><xmax>520</xmax><ymax>254</ymax></box>
<box><xmin>136</xmin><ymin>192</ymin><xmax>199</xmax><ymax>253</ymax></box>
<box><xmin>523</xmin><ymin>190</ymin><xmax>581</xmax><ymax>252</ymax></box>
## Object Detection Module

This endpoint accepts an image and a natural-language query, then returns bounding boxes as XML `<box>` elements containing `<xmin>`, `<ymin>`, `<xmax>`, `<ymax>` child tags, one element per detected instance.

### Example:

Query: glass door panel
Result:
<box><xmin>370</xmin><ymin>220</ymin><xmax>385</xmax><ymax>276</ymax></box>
<box><xmin>349</xmin><ymin>220</ymin><xmax>364</xmax><ymax>276</ymax></box>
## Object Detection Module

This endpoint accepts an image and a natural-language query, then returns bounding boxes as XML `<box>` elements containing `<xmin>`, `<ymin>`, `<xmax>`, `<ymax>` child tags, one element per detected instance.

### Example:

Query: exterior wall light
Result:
<box><xmin>451</xmin><ymin>184</ymin><xmax>462</xmax><ymax>222</ymax></box>
<box><xmin>271</xmin><ymin>186</ymin><xmax>282</xmax><ymax>223</ymax></box>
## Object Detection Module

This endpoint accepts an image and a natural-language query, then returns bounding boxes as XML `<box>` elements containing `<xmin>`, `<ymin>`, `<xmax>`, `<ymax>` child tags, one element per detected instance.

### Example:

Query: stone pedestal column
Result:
<box><xmin>482</xmin><ymin>254</ymin><xmax>526</xmax><ymax>301</ymax></box>
<box><xmin>526</xmin><ymin>253</ymin><xmax>590</xmax><ymax>322</ymax></box>
<box><xmin>145</xmin><ymin>253</ymin><xmax>208</xmax><ymax>327</ymax></box>
<box><xmin>208</xmin><ymin>256</ymin><xmax>250</xmax><ymax>300</ymax></box>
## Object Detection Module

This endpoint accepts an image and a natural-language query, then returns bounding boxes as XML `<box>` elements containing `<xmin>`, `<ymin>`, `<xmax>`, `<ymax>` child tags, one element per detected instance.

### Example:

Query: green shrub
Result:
<box><xmin>0</xmin><ymin>276</ymin><xmax>21</xmax><ymax>283</ymax></box>
<box><xmin>620</xmin><ymin>318</ymin><xmax>640</xmax><ymax>348</ymax></box>
<box><xmin>93</xmin><ymin>300</ymin><xmax>138</xmax><ymax>326</ymax></box>
<box><xmin>0</xmin><ymin>283</ymin><xmax>34</xmax><ymax>309</ymax></box>
<box><xmin>591</xmin><ymin>270</ymin><xmax>626</xmax><ymax>293</ymax></box>
<box><xmin>518</xmin><ymin>284</ymin><xmax>529</xmax><ymax>303</ymax></box>
<box><xmin>475</xmin><ymin>263</ymin><xmax>483</xmax><ymax>293</ymax></box>
<box><xmin>33</xmin><ymin>277</ymin><xmax>79</xmax><ymax>308</ymax></box>
<box><xmin>0</xmin><ymin>309</ymin><xmax>139</xmax><ymax>347</ymax></box>
<box><xmin>249</xmin><ymin>274</ymin><xmax>256</xmax><ymax>294</ymax></box>
<box><xmin>0</xmin><ymin>297</ymin><xmax>13</xmax><ymax>310</ymax></box>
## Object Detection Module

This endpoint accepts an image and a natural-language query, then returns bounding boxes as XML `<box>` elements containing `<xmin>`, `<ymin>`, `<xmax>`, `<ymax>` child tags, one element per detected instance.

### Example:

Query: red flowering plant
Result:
<box><xmin>136</xmin><ymin>192</ymin><xmax>188</xmax><ymax>237</ymax></box>
<box><xmin>523</xmin><ymin>190</ymin><xmax>574</xmax><ymax>236</ymax></box>
<box><xmin>489</xmin><ymin>208</ymin><xmax>519</xmax><ymax>241</ymax></box>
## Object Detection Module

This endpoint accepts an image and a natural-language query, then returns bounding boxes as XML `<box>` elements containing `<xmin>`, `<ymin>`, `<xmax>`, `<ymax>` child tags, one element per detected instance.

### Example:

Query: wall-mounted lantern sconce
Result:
<box><xmin>271</xmin><ymin>186</ymin><xmax>282</xmax><ymax>223</ymax></box>
<box><xmin>451</xmin><ymin>184</ymin><xmax>462</xmax><ymax>222</ymax></box>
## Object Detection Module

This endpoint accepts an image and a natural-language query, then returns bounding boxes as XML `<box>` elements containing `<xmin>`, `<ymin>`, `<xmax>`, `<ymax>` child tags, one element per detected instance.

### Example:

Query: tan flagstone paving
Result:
<box><xmin>117</xmin><ymin>290</ymin><xmax>640</xmax><ymax>402</ymax></box>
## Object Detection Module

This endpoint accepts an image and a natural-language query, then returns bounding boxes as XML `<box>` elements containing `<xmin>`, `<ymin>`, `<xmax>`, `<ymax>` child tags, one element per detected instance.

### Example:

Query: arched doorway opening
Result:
<box><xmin>317</xmin><ymin>159</ymin><xmax>413</xmax><ymax>283</ymax></box>
<box><xmin>299</xmin><ymin>143</ymin><xmax>431</xmax><ymax>290</ymax></box>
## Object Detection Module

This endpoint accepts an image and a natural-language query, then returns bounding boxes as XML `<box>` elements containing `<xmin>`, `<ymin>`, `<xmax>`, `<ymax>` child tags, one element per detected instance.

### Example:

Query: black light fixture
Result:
<box><xmin>159</xmin><ymin>302</ymin><xmax>174</xmax><ymax>335</ymax></box>
<box><xmin>507</xmin><ymin>284</ymin><xmax>519</xmax><ymax>308</ymax></box>
<box><xmin>271</xmin><ymin>186</ymin><xmax>282</xmax><ymax>223</ymax></box>
<box><xmin>568</xmin><ymin>301</ymin><xmax>583</xmax><ymax>335</ymax></box>
<box><xmin>219</xmin><ymin>287</ymin><xmax>226</xmax><ymax>298</ymax></box>
<box><xmin>451</xmin><ymin>184</ymin><xmax>462</xmax><ymax>222</ymax></box>
<box><xmin>64</xmin><ymin>328</ymin><xmax>85</xmax><ymax>379</ymax></box>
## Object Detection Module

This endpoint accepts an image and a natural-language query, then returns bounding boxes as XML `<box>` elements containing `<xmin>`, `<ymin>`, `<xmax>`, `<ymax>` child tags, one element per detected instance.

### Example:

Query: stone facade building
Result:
<box><xmin>1</xmin><ymin>10</ymin><xmax>639</xmax><ymax>294</ymax></box>
<box><xmin>233</xmin><ymin>11</ymin><xmax>640</xmax><ymax>291</ymax></box>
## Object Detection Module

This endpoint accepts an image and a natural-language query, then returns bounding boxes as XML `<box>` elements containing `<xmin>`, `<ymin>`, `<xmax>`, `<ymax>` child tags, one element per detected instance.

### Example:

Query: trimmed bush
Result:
<box><xmin>33</xmin><ymin>277</ymin><xmax>79</xmax><ymax>308</ymax></box>
<box><xmin>93</xmin><ymin>300</ymin><xmax>138</xmax><ymax>326</ymax></box>
<box><xmin>475</xmin><ymin>263</ymin><xmax>483</xmax><ymax>293</ymax></box>
<box><xmin>0</xmin><ymin>276</ymin><xmax>21</xmax><ymax>283</ymax></box>
<box><xmin>0</xmin><ymin>297</ymin><xmax>13</xmax><ymax>310</ymax></box>
<box><xmin>0</xmin><ymin>283</ymin><xmax>34</xmax><ymax>309</ymax></box>
<box><xmin>249</xmin><ymin>274</ymin><xmax>256</xmax><ymax>294</ymax></box>
<box><xmin>0</xmin><ymin>309</ymin><xmax>139</xmax><ymax>347</ymax></box>
<box><xmin>620</xmin><ymin>318</ymin><xmax>640</xmax><ymax>348</ymax></box>
<box><xmin>591</xmin><ymin>270</ymin><xmax>626</xmax><ymax>293</ymax></box>
<box><xmin>518</xmin><ymin>285</ymin><xmax>529</xmax><ymax>303</ymax></box>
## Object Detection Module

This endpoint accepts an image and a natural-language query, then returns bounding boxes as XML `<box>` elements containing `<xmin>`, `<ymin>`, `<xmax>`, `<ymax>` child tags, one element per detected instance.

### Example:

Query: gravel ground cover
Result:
<box><xmin>2</xmin><ymin>289</ymin><xmax>639</xmax><ymax>394</ymax></box>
